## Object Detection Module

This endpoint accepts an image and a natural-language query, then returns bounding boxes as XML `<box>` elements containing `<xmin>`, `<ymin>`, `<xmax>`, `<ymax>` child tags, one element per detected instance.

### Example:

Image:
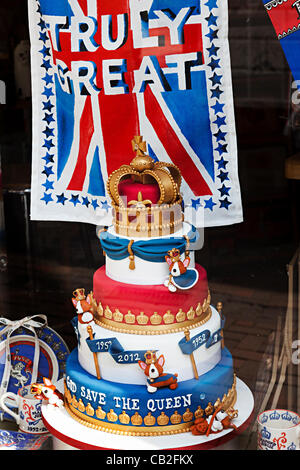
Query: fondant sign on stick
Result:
<box><xmin>29</xmin><ymin>0</ymin><xmax>243</xmax><ymax>227</ymax></box>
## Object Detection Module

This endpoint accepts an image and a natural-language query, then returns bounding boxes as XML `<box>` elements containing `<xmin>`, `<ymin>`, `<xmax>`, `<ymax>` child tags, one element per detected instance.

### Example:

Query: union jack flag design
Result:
<box><xmin>263</xmin><ymin>0</ymin><xmax>300</xmax><ymax>88</ymax></box>
<box><xmin>29</xmin><ymin>0</ymin><xmax>243</xmax><ymax>227</ymax></box>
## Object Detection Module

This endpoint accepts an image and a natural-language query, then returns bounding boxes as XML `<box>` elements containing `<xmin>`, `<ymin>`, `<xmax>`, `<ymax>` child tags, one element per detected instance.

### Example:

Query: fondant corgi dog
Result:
<box><xmin>164</xmin><ymin>248</ymin><xmax>198</xmax><ymax>293</ymax></box>
<box><xmin>31</xmin><ymin>377</ymin><xmax>64</xmax><ymax>408</ymax></box>
<box><xmin>138</xmin><ymin>352</ymin><xmax>178</xmax><ymax>393</ymax></box>
<box><xmin>72</xmin><ymin>292</ymin><xmax>94</xmax><ymax>324</ymax></box>
<box><xmin>190</xmin><ymin>407</ymin><xmax>237</xmax><ymax>436</ymax></box>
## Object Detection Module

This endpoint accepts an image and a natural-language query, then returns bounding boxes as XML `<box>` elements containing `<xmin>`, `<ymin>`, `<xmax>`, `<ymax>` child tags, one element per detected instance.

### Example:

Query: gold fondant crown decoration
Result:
<box><xmin>144</xmin><ymin>350</ymin><xmax>157</xmax><ymax>364</ymax></box>
<box><xmin>72</xmin><ymin>288</ymin><xmax>86</xmax><ymax>300</ymax></box>
<box><xmin>107</xmin><ymin>136</ymin><xmax>182</xmax><ymax>207</ymax></box>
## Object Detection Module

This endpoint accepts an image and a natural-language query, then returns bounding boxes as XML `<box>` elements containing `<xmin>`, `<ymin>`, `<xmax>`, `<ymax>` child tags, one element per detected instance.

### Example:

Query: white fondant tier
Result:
<box><xmin>77</xmin><ymin>305</ymin><xmax>221</xmax><ymax>385</ymax></box>
<box><xmin>97</xmin><ymin>222</ymin><xmax>202</xmax><ymax>285</ymax></box>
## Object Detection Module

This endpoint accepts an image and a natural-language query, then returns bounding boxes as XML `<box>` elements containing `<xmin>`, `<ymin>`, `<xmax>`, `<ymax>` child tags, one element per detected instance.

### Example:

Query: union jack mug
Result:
<box><xmin>0</xmin><ymin>384</ymin><xmax>48</xmax><ymax>434</ymax></box>
<box><xmin>257</xmin><ymin>409</ymin><xmax>300</xmax><ymax>450</ymax></box>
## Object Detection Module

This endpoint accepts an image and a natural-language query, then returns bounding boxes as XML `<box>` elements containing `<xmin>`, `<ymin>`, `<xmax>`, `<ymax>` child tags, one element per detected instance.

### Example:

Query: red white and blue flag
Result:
<box><xmin>28</xmin><ymin>0</ymin><xmax>243</xmax><ymax>227</ymax></box>
<box><xmin>263</xmin><ymin>0</ymin><xmax>300</xmax><ymax>87</ymax></box>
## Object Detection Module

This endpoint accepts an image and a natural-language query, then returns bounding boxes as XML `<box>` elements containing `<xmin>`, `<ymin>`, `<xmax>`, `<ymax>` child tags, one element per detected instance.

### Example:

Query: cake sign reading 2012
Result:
<box><xmin>45</xmin><ymin>0</ymin><xmax>202</xmax><ymax>98</ymax></box>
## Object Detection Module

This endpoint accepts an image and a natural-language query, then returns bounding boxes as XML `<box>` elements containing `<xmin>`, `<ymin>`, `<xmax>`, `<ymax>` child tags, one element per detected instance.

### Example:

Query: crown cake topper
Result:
<box><xmin>107</xmin><ymin>136</ymin><xmax>182</xmax><ymax>208</ymax></box>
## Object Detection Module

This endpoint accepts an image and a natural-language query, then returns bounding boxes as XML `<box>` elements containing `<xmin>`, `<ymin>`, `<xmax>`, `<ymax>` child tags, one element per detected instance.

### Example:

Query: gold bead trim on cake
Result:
<box><xmin>63</xmin><ymin>375</ymin><xmax>237</xmax><ymax>436</ymax></box>
<box><xmin>90</xmin><ymin>291</ymin><xmax>212</xmax><ymax>335</ymax></box>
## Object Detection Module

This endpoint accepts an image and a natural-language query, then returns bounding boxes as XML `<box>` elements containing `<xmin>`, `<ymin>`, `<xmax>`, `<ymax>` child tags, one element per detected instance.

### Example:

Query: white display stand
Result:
<box><xmin>42</xmin><ymin>378</ymin><xmax>254</xmax><ymax>450</ymax></box>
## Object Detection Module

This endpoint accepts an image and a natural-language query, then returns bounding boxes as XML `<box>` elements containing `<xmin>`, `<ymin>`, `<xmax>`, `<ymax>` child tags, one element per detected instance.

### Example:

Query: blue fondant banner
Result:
<box><xmin>86</xmin><ymin>336</ymin><xmax>152</xmax><ymax>364</ymax></box>
<box><xmin>28</xmin><ymin>0</ymin><xmax>243</xmax><ymax>227</ymax></box>
<box><xmin>179</xmin><ymin>316</ymin><xmax>225</xmax><ymax>354</ymax></box>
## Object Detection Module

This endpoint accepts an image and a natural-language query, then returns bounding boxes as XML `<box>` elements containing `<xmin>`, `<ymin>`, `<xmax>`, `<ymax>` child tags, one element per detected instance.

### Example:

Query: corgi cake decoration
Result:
<box><xmin>138</xmin><ymin>351</ymin><xmax>178</xmax><ymax>393</ymax></box>
<box><xmin>31</xmin><ymin>377</ymin><xmax>64</xmax><ymax>408</ymax></box>
<box><xmin>164</xmin><ymin>247</ymin><xmax>199</xmax><ymax>292</ymax></box>
<box><xmin>72</xmin><ymin>288</ymin><xmax>94</xmax><ymax>324</ymax></box>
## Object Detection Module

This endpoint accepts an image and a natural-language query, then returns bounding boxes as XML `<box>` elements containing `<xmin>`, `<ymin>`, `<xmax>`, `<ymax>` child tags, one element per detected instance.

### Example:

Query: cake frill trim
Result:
<box><xmin>89</xmin><ymin>291</ymin><xmax>212</xmax><ymax>335</ymax></box>
<box><xmin>63</xmin><ymin>375</ymin><xmax>237</xmax><ymax>436</ymax></box>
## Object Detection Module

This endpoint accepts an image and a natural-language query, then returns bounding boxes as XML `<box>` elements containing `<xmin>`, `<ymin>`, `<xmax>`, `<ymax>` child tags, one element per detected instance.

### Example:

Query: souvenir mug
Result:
<box><xmin>0</xmin><ymin>384</ymin><xmax>48</xmax><ymax>434</ymax></box>
<box><xmin>257</xmin><ymin>409</ymin><xmax>300</xmax><ymax>450</ymax></box>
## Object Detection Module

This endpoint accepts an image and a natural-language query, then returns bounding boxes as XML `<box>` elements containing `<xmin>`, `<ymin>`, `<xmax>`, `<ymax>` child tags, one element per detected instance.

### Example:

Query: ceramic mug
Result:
<box><xmin>0</xmin><ymin>384</ymin><xmax>48</xmax><ymax>434</ymax></box>
<box><xmin>257</xmin><ymin>409</ymin><xmax>300</xmax><ymax>450</ymax></box>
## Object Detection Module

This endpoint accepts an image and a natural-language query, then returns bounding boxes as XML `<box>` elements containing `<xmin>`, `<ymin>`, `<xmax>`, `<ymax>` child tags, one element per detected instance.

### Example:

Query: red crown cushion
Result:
<box><xmin>118</xmin><ymin>178</ymin><xmax>160</xmax><ymax>205</ymax></box>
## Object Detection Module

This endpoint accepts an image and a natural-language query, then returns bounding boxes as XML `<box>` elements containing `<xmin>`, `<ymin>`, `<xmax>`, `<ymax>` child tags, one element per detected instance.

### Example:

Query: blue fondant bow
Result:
<box><xmin>98</xmin><ymin>225</ymin><xmax>199</xmax><ymax>263</ymax></box>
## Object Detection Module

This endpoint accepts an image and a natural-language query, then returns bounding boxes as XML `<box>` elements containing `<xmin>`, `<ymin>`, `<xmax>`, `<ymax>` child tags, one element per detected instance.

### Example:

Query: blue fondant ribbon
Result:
<box><xmin>179</xmin><ymin>316</ymin><xmax>226</xmax><ymax>354</ymax></box>
<box><xmin>86</xmin><ymin>336</ymin><xmax>153</xmax><ymax>364</ymax></box>
<box><xmin>98</xmin><ymin>225</ymin><xmax>199</xmax><ymax>263</ymax></box>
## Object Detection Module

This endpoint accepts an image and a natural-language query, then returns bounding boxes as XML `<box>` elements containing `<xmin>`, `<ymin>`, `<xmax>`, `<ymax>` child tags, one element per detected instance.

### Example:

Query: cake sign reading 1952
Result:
<box><xmin>45</xmin><ymin>0</ymin><xmax>202</xmax><ymax>97</ymax></box>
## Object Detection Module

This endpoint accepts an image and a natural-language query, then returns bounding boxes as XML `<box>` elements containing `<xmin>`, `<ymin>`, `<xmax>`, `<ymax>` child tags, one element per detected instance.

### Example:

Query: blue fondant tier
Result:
<box><xmin>64</xmin><ymin>348</ymin><xmax>235</xmax><ymax>435</ymax></box>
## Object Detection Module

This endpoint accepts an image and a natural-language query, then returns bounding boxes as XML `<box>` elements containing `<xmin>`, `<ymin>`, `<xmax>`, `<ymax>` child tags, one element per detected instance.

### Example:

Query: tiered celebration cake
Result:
<box><xmin>63</xmin><ymin>137</ymin><xmax>238</xmax><ymax>437</ymax></box>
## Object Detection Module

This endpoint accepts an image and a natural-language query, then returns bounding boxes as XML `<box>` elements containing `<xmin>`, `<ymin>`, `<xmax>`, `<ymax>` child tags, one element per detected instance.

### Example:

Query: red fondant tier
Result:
<box><xmin>93</xmin><ymin>264</ymin><xmax>209</xmax><ymax>329</ymax></box>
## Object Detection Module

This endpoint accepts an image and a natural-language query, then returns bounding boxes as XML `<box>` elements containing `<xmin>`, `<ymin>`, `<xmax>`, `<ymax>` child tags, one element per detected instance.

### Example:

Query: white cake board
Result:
<box><xmin>42</xmin><ymin>378</ymin><xmax>254</xmax><ymax>450</ymax></box>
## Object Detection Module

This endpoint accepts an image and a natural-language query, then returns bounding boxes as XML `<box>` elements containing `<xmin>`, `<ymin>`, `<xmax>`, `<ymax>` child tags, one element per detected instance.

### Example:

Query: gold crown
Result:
<box><xmin>86</xmin><ymin>403</ymin><xmax>94</xmax><ymax>417</ymax></box>
<box><xmin>157</xmin><ymin>412</ymin><xmax>169</xmax><ymax>426</ymax></box>
<box><xmin>96</xmin><ymin>406</ymin><xmax>106</xmax><ymax>420</ymax></box>
<box><xmin>170</xmin><ymin>411</ymin><xmax>182</xmax><ymax>424</ymax></box>
<box><xmin>72</xmin><ymin>288</ymin><xmax>86</xmax><ymax>300</ymax></box>
<box><xmin>107</xmin><ymin>409</ymin><xmax>118</xmax><ymax>422</ymax></box>
<box><xmin>78</xmin><ymin>399</ymin><xmax>85</xmax><ymax>412</ymax></box>
<box><xmin>113</xmin><ymin>309</ymin><xmax>123</xmax><ymax>322</ymax></box>
<box><xmin>144</xmin><ymin>351</ymin><xmax>157</xmax><ymax>364</ymax></box>
<box><xmin>163</xmin><ymin>310</ymin><xmax>175</xmax><ymax>324</ymax></box>
<box><xmin>124</xmin><ymin>310</ymin><xmax>135</xmax><ymax>324</ymax></box>
<box><xmin>119</xmin><ymin>411</ymin><xmax>130</xmax><ymax>424</ymax></box>
<box><xmin>131</xmin><ymin>412</ymin><xmax>143</xmax><ymax>426</ymax></box>
<box><xmin>183</xmin><ymin>408</ymin><xmax>193</xmax><ymax>422</ymax></box>
<box><xmin>144</xmin><ymin>412</ymin><xmax>156</xmax><ymax>426</ymax></box>
<box><xmin>137</xmin><ymin>312</ymin><xmax>149</xmax><ymax>325</ymax></box>
<box><xmin>150</xmin><ymin>312</ymin><xmax>162</xmax><ymax>325</ymax></box>
<box><xmin>107</xmin><ymin>136</ymin><xmax>182</xmax><ymax>208</ymax></box>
